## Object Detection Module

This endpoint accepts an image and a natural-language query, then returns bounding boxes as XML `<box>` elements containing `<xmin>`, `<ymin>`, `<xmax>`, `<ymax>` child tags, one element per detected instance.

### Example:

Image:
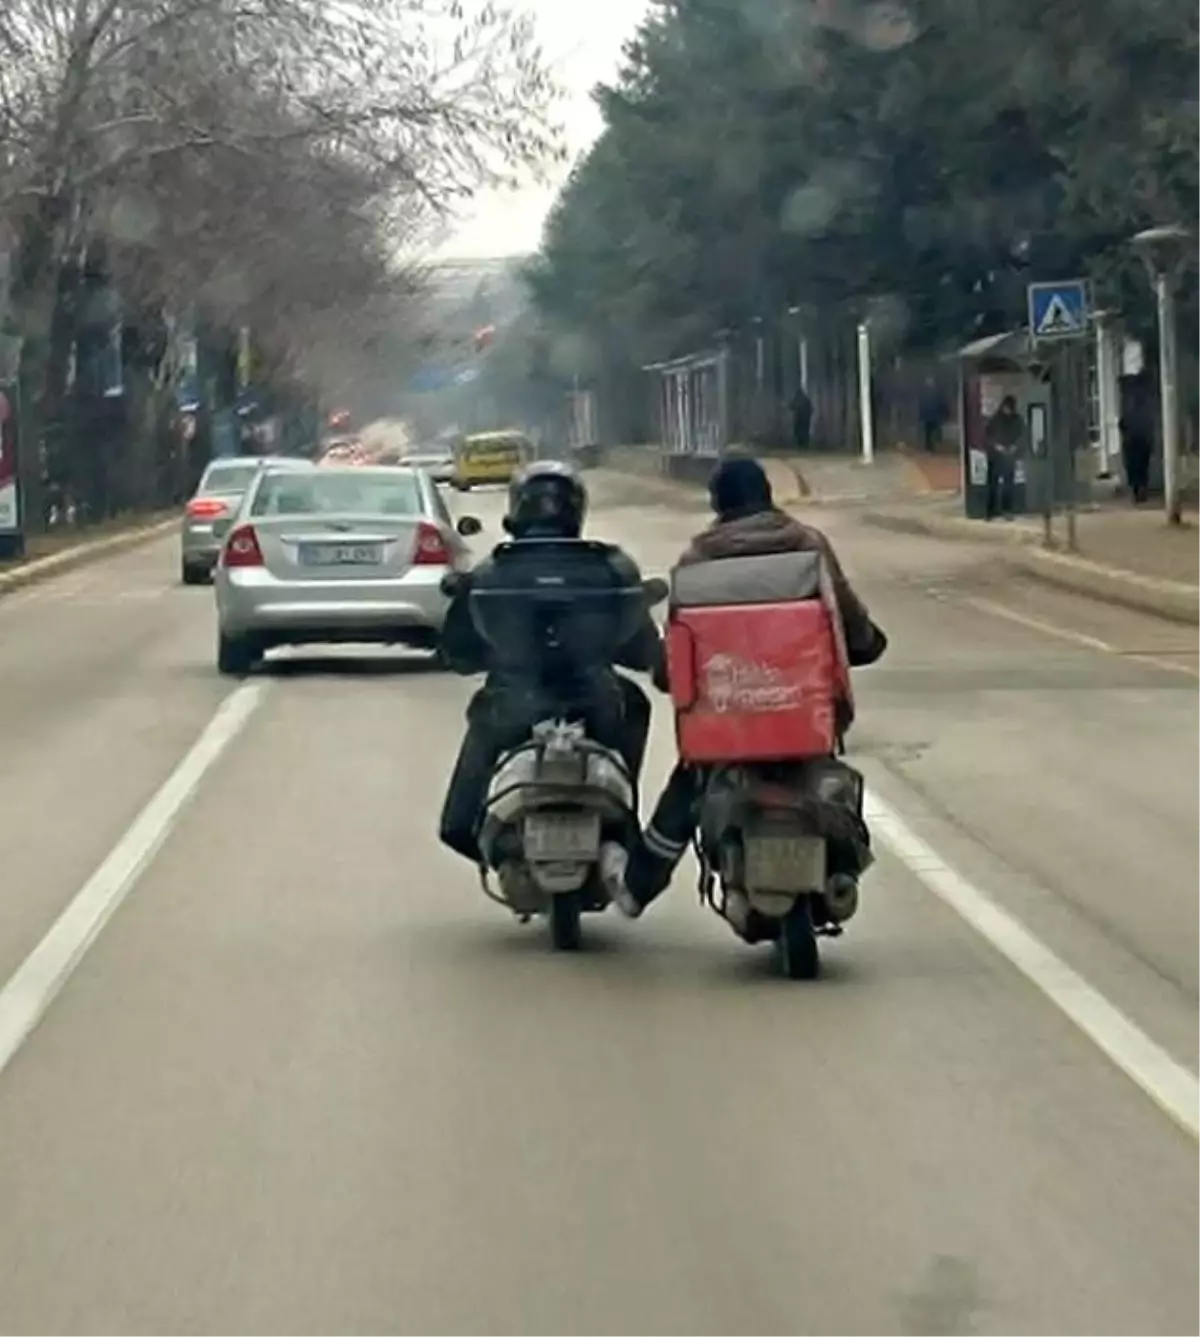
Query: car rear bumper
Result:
<box><xmin>216</xmin><ymin>566</ymin><xmax>451</xmax><ymax>640</ymax></box>
<box><xmin>181</xmin><ymin>524</ymin><xmax>221</xmax><ymax>566</ymax></box>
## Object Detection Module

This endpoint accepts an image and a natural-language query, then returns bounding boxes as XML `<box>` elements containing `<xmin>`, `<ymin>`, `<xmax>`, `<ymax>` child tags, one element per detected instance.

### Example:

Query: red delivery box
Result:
<box><xmin>665</xmin><ymin>549</ymin><xmax>851</xmax><ymax>764</ymax></box>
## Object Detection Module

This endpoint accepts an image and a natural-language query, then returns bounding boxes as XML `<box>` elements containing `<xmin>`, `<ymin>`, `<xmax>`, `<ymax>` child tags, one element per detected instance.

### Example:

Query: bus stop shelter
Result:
<box><xmin>955</xmin><ymin>330</ymin><xmax>1062</xmax><ymax>520</ymax></box>
<box><xmin>645</xmin><ymin>348</ymin><xmax>730</xmax><ymax>479</ymax></box>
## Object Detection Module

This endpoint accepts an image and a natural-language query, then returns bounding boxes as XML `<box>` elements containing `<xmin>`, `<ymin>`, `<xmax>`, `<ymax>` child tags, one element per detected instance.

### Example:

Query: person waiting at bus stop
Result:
<box><xmin>984</xmin><ymin>395</ymin><xmax>1024</xmax><ymax>520</ymax></box>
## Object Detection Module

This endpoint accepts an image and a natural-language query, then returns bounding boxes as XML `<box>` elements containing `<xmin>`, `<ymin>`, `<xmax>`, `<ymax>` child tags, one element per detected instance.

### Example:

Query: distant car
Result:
<box><xmin>402</xmin><ymin>448</ymin><xmax>456</xmax><ymax>485</ymax></box>
<box><xmin>181</xmin><ymin>455</ymin><xmax>313</xmax><ymax>584</ymax></box>
<box><xmin>212</xmin><ymin>463</ymin><xmax>482</xmax><ymax>675</ymax></box>
<box><xmin>450</xmin><ymin>430</ymin><xmax>532</xmax><ymax>490</ymax></box>
<box><xmin>318</xmin><ymin>438</ymin><xmax>366</xmax><ymax>466</ymax></box>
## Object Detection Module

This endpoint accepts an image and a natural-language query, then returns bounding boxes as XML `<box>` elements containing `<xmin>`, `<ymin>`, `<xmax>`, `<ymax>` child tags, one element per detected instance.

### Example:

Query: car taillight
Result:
<box><xmin>413</xmin><ymin>521</ymin><xmax>452</xmax><ymax>566</ymax></box>
<box><xmin>186</xmin><ymin>497</ymin><xmax>228</xmax><ymax>520</ymax></box>
<box><xmin>222</xmin><ymin>524</ymin><xmax>265</xmax><ymax>567</ymax></box>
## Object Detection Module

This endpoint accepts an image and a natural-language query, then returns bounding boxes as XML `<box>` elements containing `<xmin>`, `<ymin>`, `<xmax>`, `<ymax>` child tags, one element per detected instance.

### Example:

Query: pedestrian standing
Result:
<box><xmin>1119</xmin><ymin>375</ymin><xmax>1155</xmax><ymax>505</ymax></box>
<box><xmin>984</xmin><ymin>395</ymin><xmax>1023</xmax><ymax>520</ymax></box>
<box><xmin>918</xmin><ymin>376</ymin><xmax>947</xmax><ymax>453</ymax></box>
<box><xmin>790</xmin><ymin>385</ymin><xmax>813</xmax><ymax>449</ymax></box>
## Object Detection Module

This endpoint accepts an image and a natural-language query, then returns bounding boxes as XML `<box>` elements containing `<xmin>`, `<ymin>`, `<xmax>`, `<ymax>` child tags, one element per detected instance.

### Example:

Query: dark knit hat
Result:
<box><xmin>708</xmin><ymin>455</ymin><xmax>773</xmax><ymax>519</ymax></box>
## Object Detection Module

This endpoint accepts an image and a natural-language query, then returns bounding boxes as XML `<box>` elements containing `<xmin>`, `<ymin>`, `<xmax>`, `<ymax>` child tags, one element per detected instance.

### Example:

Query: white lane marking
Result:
<box><xmin>865</xmin><ymin>791</ymin><xmax>1200</xmax><ymax>1140</ymax></box>
<box><xmin>962</xmin><ymin>594</ymin><xmax>1200</xmax><ymax>679</ymax></box>
<box><xmin>0</xmin><ymin>682</ymin><xmax>266</xmax><ymax>1079</ymax></box>
<box><xmin>964</xmin><ymin>595</ymin><xmax>1113</xmax><ymax>651</ymax></box>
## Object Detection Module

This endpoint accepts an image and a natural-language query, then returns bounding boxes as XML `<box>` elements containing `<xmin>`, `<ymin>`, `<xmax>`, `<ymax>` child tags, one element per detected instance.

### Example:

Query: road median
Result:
<box><xmin>0</xmin><ymin>514</ymin><xmax>179</xmax><ymax>598</ymax></box>
<box><xmin>861</xmin><ymin>503</ymin><xmax>1199</xmax><ymax>625</ymax></box>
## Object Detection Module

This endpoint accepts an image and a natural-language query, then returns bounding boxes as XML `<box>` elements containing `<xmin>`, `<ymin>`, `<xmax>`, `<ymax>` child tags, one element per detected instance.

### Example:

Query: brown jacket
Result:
<box><xmin>677</xmin><ymin>508</ymin><xmax>886</xmax><ymax>666</ymax></box>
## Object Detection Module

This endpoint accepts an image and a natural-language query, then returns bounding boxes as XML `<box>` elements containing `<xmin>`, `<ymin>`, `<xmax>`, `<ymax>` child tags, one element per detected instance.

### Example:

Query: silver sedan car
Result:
<box><xmin>213</xmin><ymin>464</ymin><xmax>482</xmax><ymax>674</ymax></box>
<box><xmin>181</xmin><ymin>455</ymin><xmax>313</xmax><ymax>583</ymax></box>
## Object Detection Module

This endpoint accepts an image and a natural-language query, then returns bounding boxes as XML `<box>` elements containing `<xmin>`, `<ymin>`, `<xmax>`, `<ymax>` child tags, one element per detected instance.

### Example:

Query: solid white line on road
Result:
<box><xmin>865</xmin><ymin>790</ymin><xmax>1200</xmax><ymax>1140</ymax></box>
<box><xmin>962</xmin><ymin>594</ymin><xmax>1200</xmax><ymax>679</ymax></box>
<box><xmin>963</xmin><ymin>595</ymin><xmax>1115</xmax><ymax>652</ymax></box>
<box><xmin>0</xmin><ymin>682</ymin><xmax>267</xmax><ymax>1080</ymax></box>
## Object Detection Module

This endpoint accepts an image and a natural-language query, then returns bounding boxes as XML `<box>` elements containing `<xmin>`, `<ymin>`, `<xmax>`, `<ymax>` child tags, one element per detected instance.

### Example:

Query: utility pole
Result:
<box><xmin>856</xmin><ymin>320</ymin><xmax>874</xmax><ymax>464</ymax></box>
<box><xmin>1132</xmin><ymin>225</ymin><xmax>1191</xmax><ymax>526</ymax></box>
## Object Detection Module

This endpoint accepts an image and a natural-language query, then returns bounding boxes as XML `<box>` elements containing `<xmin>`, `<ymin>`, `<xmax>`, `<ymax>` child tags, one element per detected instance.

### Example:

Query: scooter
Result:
<box><xmin>692</xmin><ymin>756</ymin><xmax>872</xmax><ymax>978</ymax></box>
<box><xmin>445</xmin><ymin>560</ymin><xmax>669</xmax><ymax>950</ymax></box>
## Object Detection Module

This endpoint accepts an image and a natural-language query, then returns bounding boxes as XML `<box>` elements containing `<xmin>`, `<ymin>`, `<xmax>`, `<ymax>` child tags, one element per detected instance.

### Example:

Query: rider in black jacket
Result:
<box><xmin>438</xmin><ymin>461</ymin><xmax>664</xmax><ymax>865</ymax></box>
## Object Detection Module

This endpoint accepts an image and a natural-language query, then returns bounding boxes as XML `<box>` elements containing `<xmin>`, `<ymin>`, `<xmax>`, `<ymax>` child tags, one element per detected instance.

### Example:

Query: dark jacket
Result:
<box><xmin>918</xmin><ymin>387</ymin><xmax>946</xmax><ymax>426</ymax></box>
<box><xmin>677</xmin><ymin>507</ymin><xmax>887</xmax><ymax>668</ymax></box>
<box><xmin>440</xmin><ymin>539</ymin><xmax>663</xmax><ymax>682</ymax></box>
<box><xmin>1119</xmin><ymin>385</ymin><xmax>1156</xmax><ymax>447</ymax></box>
<box><xmin>985</xmin><ymin>409</ymin><xmax>1024</xmax><ymax>453</ymax></box>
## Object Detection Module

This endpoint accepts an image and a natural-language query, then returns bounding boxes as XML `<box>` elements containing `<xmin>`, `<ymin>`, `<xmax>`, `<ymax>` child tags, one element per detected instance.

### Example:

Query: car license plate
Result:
<box><xmin>300</xmin><ymin>543</ymin><xmax>383</xmax><ymax>566</ymax></box>
<box><xmin>524</xmin><ymin>812</ymin><xmax>600</xmax><ymax>862</ymax></box>
<box><xmin>744</xmin><ymin>832</ymin><xmax>826</xmax><ymax>893</ymax></box>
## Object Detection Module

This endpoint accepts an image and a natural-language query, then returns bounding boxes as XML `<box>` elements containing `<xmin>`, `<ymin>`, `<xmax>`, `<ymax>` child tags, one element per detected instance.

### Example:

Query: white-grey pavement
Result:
<box><xmin>0</xmin><ymin>477</ymin><xmax>1195</xmax><ymax>1336</ymax></box>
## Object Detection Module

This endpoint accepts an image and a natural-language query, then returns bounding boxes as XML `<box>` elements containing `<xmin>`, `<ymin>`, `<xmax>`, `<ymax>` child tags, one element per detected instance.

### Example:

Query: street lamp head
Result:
<box><xmin>1132</xmin><ymin>224</ymin><xmax>1190</xmax><ymax>247</ymax></box>
<box><xmin>1131</xmin><ymin>224</ymin><xmax>1193</xmax><ymax>281</ymax></box>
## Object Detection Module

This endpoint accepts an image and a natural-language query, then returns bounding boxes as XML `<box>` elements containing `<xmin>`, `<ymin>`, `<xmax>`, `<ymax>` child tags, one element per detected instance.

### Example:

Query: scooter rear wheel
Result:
<box><xmin>778</xmin><ymin>896</ymin><xmax>820</xmax><ymax>980</ymax></box>
<box><xmin>549</xmin><ymin>891</ymin><xmax>583</xmax><ymax>951</ymax></box>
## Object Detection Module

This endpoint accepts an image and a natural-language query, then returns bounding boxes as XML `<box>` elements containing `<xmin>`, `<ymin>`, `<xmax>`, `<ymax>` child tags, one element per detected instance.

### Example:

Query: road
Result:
<box><xmin>0</xmin><ymin>474</ymin><xmax>1195</xmax><ymax>1336</ymax></box>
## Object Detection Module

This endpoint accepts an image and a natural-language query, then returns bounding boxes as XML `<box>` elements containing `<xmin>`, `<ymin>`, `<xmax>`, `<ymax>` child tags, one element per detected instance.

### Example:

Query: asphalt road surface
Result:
<box><xmin>0</xmin><ymin>473</ymin><xmax>1195</xmax><ymax>1336</ymax></box>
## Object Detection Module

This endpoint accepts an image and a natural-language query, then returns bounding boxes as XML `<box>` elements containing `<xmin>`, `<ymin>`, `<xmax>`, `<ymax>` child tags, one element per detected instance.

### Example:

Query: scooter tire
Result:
<box><xmin>549</xmin><ymin>891</ymin><xmax>583</xmax><ymax>951</ymax></box>
<box><xmin>778</xmin><ymin>895</ymin><xmax>820</xmax><ymax>980</ymax></box>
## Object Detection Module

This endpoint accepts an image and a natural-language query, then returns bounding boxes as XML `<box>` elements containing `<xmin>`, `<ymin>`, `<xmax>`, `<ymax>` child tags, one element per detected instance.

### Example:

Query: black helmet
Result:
<box><xmin>708</xmin><ymin>455</ymin><xmax>773</xmax><ymax>520</ymax></box>
<box><xmin>503</xmin><ymin>460</ymin><xmax>588</xmax><ymax>538</ymax></box>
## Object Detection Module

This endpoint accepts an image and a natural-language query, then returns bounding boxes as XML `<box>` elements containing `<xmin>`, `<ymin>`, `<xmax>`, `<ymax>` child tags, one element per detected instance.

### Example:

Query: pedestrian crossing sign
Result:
<box><xmin>1027</xmin><ymin>280</ymin><xmax>1089</xmax><ymax>341</ymax></box>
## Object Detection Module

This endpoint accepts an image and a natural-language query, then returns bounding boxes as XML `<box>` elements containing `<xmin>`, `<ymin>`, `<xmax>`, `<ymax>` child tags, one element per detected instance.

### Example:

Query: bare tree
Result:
<box><xmin>0</xmin><ymin>0</ymin><xmax>561</xmax><ymax>523</ymax></box>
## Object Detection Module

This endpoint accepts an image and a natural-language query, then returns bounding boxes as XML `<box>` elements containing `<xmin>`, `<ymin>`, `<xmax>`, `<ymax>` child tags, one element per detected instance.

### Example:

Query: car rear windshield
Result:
<box><xmin>200</xmin><ymin>462</ymin><xmax>261</xmax><ymax>494</ymax></box>
<box><xmin>250</xmin><ymin>471</ymin><xmax>423</xmax><ymax>518</ymax></box>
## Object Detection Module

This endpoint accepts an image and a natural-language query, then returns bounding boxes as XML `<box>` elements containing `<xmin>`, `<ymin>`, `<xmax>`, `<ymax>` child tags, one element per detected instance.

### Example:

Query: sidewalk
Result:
<box><xmin>862</xmin><ymin>495</ymin><xmax>1198</xmax><ymax>624</ymax></box>
<box><xmin>0</xmin><ymin>512</ymin><xmax>179</xmax><ymax>595</ymax></box>
<box><xmin>788</xmin><ymin>445</ymin><xmax>968</xmax><ymax>505</ymax></box>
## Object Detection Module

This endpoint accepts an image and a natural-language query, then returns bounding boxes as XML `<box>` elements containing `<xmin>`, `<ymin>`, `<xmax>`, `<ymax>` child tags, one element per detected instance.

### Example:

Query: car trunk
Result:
<box><xmin>250</xmin><ymin>513</ymin><xmax>424</xmax><ymax>581</ymax></box>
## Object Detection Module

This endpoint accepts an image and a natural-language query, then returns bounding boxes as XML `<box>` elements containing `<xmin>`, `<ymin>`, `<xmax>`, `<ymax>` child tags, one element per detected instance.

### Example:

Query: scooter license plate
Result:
<box><xmin>524</xmin><ymin>812</ymin><xmax>601</xmax><ymax>861</ymax></box>
<box><xmin>744</xmin><ymin>833</ymin><xmax>826</xmax><ymax>893</ymax></box>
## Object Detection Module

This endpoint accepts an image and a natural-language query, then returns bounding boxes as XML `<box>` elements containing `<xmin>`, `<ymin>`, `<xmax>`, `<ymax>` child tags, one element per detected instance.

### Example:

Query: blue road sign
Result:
<box><xmin>1027</xmin><ymin>280</ymin><xmax>1089</xmax><ymax>341</ymax></box>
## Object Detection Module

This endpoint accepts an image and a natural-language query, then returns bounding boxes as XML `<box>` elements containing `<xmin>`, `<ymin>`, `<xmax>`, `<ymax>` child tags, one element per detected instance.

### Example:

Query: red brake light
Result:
<box><xmin>222</xmin><ymin>524</ymin><xmax>265</xmax><ymax>567</ymax></box>
<box><xmin>187</xmin><ymin>497</ymin><xmax>228</xmax><ymax>520</ymax></box>
<box><xmin>413</xmin><ymin>521</ymin><xmax>452</xmax><ymax>566</ymax></box>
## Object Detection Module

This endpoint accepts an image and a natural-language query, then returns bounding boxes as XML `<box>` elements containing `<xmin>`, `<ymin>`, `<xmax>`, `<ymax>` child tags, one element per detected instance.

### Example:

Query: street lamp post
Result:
<box><xmin>1092</xmin><ymin>308</ymin><xmax>1120</xmax><ymax>480</ymax></box>
<box><xmin>787</xmin><ymin>305</ymin><xmax>809</xmax><ymax>392</ymax></box>
<box><xmin>1131</xmin><ymin>225</ymin><xmax>1192</xmax><ymax>525</ymax></box>
<box><xmin>856</xmin><ymin>318</ymin><xmax>874</xmax><ymax>464</ymax></box>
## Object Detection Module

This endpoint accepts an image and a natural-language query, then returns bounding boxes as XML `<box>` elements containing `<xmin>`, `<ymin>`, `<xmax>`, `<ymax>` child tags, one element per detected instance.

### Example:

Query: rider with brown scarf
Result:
<box><xmin>603</xmin><ymin>456</ymin><xmax>886</xmax><ymax>918</ymax></box>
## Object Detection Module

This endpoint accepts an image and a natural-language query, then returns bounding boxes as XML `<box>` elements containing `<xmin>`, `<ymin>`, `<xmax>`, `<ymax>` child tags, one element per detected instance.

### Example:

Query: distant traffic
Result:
<box><xmin>177</xmin><ymin>415</ymin><xmax>537</xmax><ymax>676</ymax></box>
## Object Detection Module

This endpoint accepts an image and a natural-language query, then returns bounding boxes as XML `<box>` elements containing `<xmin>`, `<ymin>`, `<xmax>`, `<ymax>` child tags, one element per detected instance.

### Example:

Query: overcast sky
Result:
<box><xmin>434</xmin><ymin>0</ymin><xmax>651</xmax><ymax>260</ymax></box>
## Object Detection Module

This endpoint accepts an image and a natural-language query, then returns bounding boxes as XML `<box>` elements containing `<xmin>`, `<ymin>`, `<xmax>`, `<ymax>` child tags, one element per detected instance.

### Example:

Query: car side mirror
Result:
<box><xmin>456</xmin><ymin>515</ymin><xmax>482</xmax><ymax>537</ymax></box>
<box><xmin>643</xmin><ymin>576</ymin><xmax>669</xmax><ymax>607</ymax></box>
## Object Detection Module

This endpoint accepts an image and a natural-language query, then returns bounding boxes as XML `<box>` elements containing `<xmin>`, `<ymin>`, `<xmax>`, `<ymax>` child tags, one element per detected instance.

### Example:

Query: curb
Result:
<box><xmin>0</xmin><ymin>516</ymin><xmax>179</xmax><ymax>597</ymax></box>
<box><xmin>860</xmin><ymin>508</ymin><xmax>1020</xmax><ymax>545</ymax></box>
<box><xmin>1011</xmin><ymin>546</ymin><xmax>1199</xmax><ymax>625</ymax></box>
<box><xmin>758</xmin><ymin>457</ymin><xmax>804</xmax><ymax>506</ymax></box>
<box><xmin>861</xmin><ymin>507</ymin><xmax>1199</xmax><ymax>625</ymax></box>
<box><xmin>587</xmin><ymin>467</ymin><xmax>708</xmax><ymax>511</ymax></box>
